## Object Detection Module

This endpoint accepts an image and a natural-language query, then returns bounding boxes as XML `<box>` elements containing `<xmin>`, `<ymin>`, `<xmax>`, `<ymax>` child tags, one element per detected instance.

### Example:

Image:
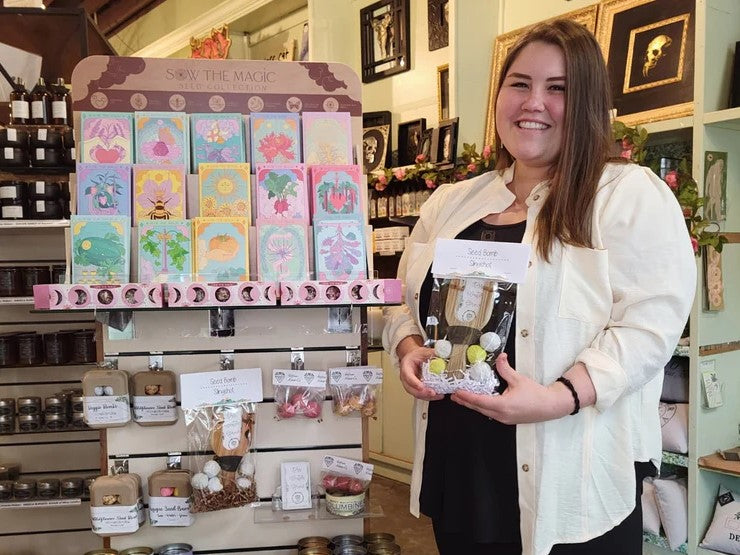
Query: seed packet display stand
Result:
<box><xmin>71</xmin><ymin>56</ymin><xmax>373</xmax><ymax>553</ymax></box>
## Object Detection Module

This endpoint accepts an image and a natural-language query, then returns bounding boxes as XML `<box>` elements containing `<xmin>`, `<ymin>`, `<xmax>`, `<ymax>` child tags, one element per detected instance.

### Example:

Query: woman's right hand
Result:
<box><xmin>398</xmin><ymin>343</ymin><xmax>443</xmax><ymax>401</ymax></box>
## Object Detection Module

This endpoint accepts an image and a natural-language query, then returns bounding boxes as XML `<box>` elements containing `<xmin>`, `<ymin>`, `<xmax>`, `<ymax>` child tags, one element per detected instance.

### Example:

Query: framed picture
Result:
<box><xmin>362</xmin><ymin>125</ymin><xmax>390</xmax><ymax>174</ymax></box>
<box><xmin>596</xmin><ymin>0</ymin><xmax>695</xmax><ymax>126</ymax></box>
<box><xmin>363</xmin><ymin>110</ymin><xmax>393</xmax><ymax>168</ymax></box>
<box><xmin>483</xmin><ymin>5</ymin><xmax>598</xmax><ymax>147</ymax></box>
<box><xmin>417</xmin><ymin>128</ymin><xmax>435</xmax><ymax>162</ymax></box>
<box><xmin>704</xmin><ymin>151</ymin><xmax>727</xmax><ymax>222</ymax></box>
<box><xmin>428</xmin><ymin>0</ymin><xmax>449</xmax><ymax>51</ymax></box>
<box><xmin>397</xmin><ymin>118</ymin><xmax>426</xmax><ymax>166</ymax></box>
<box><xmin>360</xmin><ymin>0</ymin><xmax>411</xmax><ymax>83</ymax></box>
<box><xmin>434</xmin><ymin>117</ymin><xmax>459</xmax><ymax>168</ymax></box>
<box><xmin>437</xmin><ymin>64</ymin><xmax>450</xmax><ymax>121</ymax></box>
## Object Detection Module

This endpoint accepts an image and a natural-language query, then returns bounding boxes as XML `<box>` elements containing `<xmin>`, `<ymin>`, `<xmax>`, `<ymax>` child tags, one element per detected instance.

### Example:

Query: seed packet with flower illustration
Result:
<box><xmin>198</xmin><ymin>163</ymin><xmax>251</xmax><ymax>220</ymax></box>
<box><xmin>302</xmin><ymin>112</ymin><xmax>353</xmax><ymax>165</ymax></box>
<box><xmin>76</xmin><ymin>163</ymin><xmax>132</xmax><ymax>218</ymax></box>
<box><xmin>138</xmin><ymin>220</ymin><xmax>193</xmax><ymax>283</ymax></box>
<box><xmin>313</xmin><ymin>219</ymin><xmax>367</xmax><ymax>280</ymax></box>
<box><xmin>309</xmin><ymin>165</ymin><xmax>363</xmax><ymax>219</ymax></box>
<box><xmin>133</xmin><ymin>165</ymin><xmax>187</xmax><ymax>225</ymax></box>
<box><xmin>255</xmin><ymin>164</ymin><xmax>308</xmax><ymax>222</ymax></box>
<box><xmin>250</xmin><ymin>112</ymin><xmax>301</xmax><ymax>164</ymax></box>
<box><xmin>190</xmin><ymin>113</ymin><xmax>246</xmax><ymax>173</ymax></box>
<box><xmin>80</xmin><ymin>111</ymin><xmax>134</xmax><ymax>164</ymax></box>
<box><xmin>193</xmin><ymin>217</ymin><xmax>250</xmax><ymax>281</ymax></box>
<box><xmin>256</xmin><ymin>220</ymin><xmax>309</xmax><ymax>281</ymax></box>
<box><xmin>135</xmin><ymin>111</ymin><xmax>189</xmax><ymax>167</ymax></box>
<box><xmin>71</xmin><ymin>215</ymin><xmax>131</xmax><ymax>284</ymax></box>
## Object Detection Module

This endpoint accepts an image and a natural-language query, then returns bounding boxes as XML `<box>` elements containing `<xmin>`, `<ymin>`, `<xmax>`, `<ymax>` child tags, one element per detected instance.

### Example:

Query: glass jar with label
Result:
<box><xmin>51</xmin><ymin>78</ymin><xmax>69</xmax><ymax>125</ymax></box>
<box><xmin>0</xmin><ymin>480</ymin><xmax>13</xmax><ymax>500</ymax></box>
<box><xmin>0</xmin><ymin>398</ymin><xmax>15</xmax><ymax>417</ymax></box>
<box><xmin>9</xmin><ymin>77</ymin><xmax>30</xmax><ymax>125</ymax></box>
<box><xmin>13</xmin><ymin>478</ymin><xmax>36</xmax><ymax>499</ymax></box>
<box><xmin>18</xmin><ymin>413</ymin><xmax>42</xmax><ymax>432</ymax></box>
<box><xmin>37</xmin><ymin>478</ymin><xmax>60</xmax><ymax>498</ymax></box>
<box><xmin>30</xmin><ymin>78</ymin><xmax>51</xmax><ymax>125</ymax></box>
<box><xmin>0</xmin><ymin>414</ymin><xmax>15</xmax><ymax>434</ymax></box>
<box><xmin>17</xmin><ymin>396</ymin><xmax>41</xmax><ymax>416</ymax></box>
<box><xmin>61</xmin><ymin>477</ymin><xmax>83</xmax><ymax>498</ymax></box>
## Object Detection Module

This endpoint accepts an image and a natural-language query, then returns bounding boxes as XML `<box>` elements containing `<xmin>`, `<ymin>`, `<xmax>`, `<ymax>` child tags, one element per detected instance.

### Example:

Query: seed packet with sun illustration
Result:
<box><xmin>198</xmin><ymin>163</ymin><xmax>251</xmax><ymax>220</ymax></box>
<box><xmin>255</xmin><ymin>163</ymin><xmax>309</xmax><ymax>222</ymax></box>
<box><xmin>193</xmin><ymin>217</ymin><xmax>250</xmax><ymax>281</ymax></box>
<box><xmin>309</xmin><ymin>165</ymin><xmax>363</xmax><ymax>219</ymax></box>
<box><xmin>138</xmin><ymin>220</ymin><xmax>193</xmax><ymax>283</ymax></box>
<box><xmin>133</xmin><ymin>165</ymin><xmax>187</xmax><ymax>225</ymax></box>
<box><xmin>71</xmin><ymin>215</ymin><xmax>131</xmax><ymax>284</ymax></box>
<box><xmin>256</xmin><ymin>220</ymin><xmax>309</xmax><ymax>281</ymax></box>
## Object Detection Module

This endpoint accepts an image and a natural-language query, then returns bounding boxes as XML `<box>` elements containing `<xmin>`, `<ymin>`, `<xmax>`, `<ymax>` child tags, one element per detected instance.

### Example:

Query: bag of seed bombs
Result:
<box><xmin>328</xmin><ymin>366</ymin><xmax>383</xmax><ymax>417</ymax></box>
<box><xmin>421</xmin><ymin>277</ymin><xmax>516</xmax><ymax>394</ymax></box>
<box><xmin>184</xmin><ymin>402</ymin><xmax>258</xmax><ymax>512</ymax></box>
<box><xmin>272</xmin><ymin>369</ymin><xmax>327</xmax><ymax>420</ymax></box>
<box><xmin>320</xmin><ymin>455</ymin><xmax>374</xmax><ymax>496</ymax></box>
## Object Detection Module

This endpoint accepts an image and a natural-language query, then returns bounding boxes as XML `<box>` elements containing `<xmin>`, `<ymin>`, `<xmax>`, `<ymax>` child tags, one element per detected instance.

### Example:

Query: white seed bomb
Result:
<box><xmin>236</xmin><ymin>476</ymin><xmax>252</xmax><ymax>490</ymax></box>
<box><xmin>239</xmin><ymin>459</ymin><xmax>255</xmax><ymax>477</ymax></box>
<box><xmin>434</xmin><ymin>339</ymin><xmax>452</xmax><ymax>359</ymax></box>
<box><xmin>207</xmin><ymin>476</ymin><xmax>223</xmax><ymax>493</ymax></box>
<box><xmin>191</xmin><ymin>473</ymin><xmax>209</xmax><ymax>490</ymax></box>
<box><xmin>479</xmin><ymin>332</ymin><xmax>502</xmax><ymax>353</ymax></box>
<box><xmin>103</xmin><ymin>386</ymin><xmax>115</xmax><ymax>396</ymax></box>
<box><xmin>468</xmin><ymin>361</ymin><xmax>493</xmax><ymax>383</ymax></box>
<box><xmin>203</xmin><ymin>460</ymin><xmax>221</xmax><ymax>478</ymax></box>
<box><xmin>94</xmin><ymin>386</ymin><xmax>104</xmax><ymax>396</ymax></box>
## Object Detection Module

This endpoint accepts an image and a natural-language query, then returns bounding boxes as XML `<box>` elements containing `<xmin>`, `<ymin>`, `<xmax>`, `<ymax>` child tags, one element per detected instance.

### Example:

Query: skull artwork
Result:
<box><xmin>642</xmin><ymin>34</ymin><xmax>672</xmax><ymax>77</ymax></box>
<box><xmin>364</xmin><ymin>136</ymin><xmax>378</xmax><ymax>164</ymax></box>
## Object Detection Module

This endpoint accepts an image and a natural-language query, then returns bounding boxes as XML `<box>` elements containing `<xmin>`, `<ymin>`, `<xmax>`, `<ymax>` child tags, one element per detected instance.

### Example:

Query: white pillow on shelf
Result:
<box><xmin>700</xmin><ymin>485</ymin><xmax>740</xmax><ymax>554</ymax></box>
<box><xmin>642</xmin><ymin>477</ymin><xmax>661</xmax><ymax>535</ymax></box>
<box><xmin>653</xmin><ymin>476</ymin><xmax>688</xmax><ymax>551</ymax></box>
<box><xmin>659</xmin><ymin>402</ymin><xmax>689</xmax><ymax>454</ymax></box>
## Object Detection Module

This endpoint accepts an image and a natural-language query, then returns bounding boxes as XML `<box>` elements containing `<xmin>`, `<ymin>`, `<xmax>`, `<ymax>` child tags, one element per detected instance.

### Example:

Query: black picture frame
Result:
<box><xmin>362</xmin><ymin>125</ymin><xmax>390</xmax><ymax>174</ymax></box>
<box><xmin>730</xmin><ymin>41</ymin><xmax>740</xmax><ymax>108</ymax></box>
<box><xmin>363</xmin><ymin>110</ymin><xmax>392</xmax><ymax>168</ymax></box>
<box><xmin>360</xmin><ymin>0</ymin><xmax>411</xmax><ymax>84</ymax></box>
<box><xmin>434</xmin><ymin>117</ymin><xmax>458</xmax><ymax>168</ymax></box>
<box><xmin>397</xmin><ymin>118</ymin><xmax>426</xmax><ymax>166</ymax></box>
<box><xmin>427</xmin><ymin>0</ymin><xmax>449</xmax><ymax>51</ymax></box>
<box><xmin>416</xmin><ymin>127</ymin><xmax>435</xmax><ymax>163</ymax></box>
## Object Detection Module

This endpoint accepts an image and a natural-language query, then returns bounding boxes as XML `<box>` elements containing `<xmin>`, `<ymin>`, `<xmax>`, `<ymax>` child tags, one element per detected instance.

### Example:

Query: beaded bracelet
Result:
<box><xmin>556</xmin><ymin>376</ymin><xmax>580</xmax><ymax>416</ymax></box>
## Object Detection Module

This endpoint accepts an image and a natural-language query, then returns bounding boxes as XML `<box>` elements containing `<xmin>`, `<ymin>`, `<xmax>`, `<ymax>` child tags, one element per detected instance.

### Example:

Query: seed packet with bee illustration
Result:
<box><xmin>309</xmin><ymin>165</ymin><xmax>363</xmax><ymax>219</ymax></box>
<box><xmin>76</xmin><ymin>163</ymin><xmax>132</xmax><ymax>219</ymax></box>
<box><xmin>71</xmin><ymin>215</ymin><xmax>131</xmax><ymax>284</ymax></box>
<box><xmin>193</xmin><ymin>217</ymin><xmax>250</xmax><ymax>281</ymax></box>
<box><xmin>255</xmin><ymin>163</ymin><xmax>308</xmax><ymax>222</ymax></box>
<box><xmin>138</xmin><ymin>220</ymin><xmax>193</xmax><ymax>283</ymax></box>
<box><xmin>133</xmin><ymin>164</ymin><xmax>187</xmax><ymax>225</ymax></box>
<box><xmin>191</xmin><ymin>113</ymin><xmax>246</xmax><ymax>173</ymax></box>
<box><xmin>198</xmin><ymin>163</ymin><xmax>251</xmax><ymax>219</ymax></box>
<box><xmin>134</xmin><ymin>111</ymin><xmax>189</xmax><ymax>167</ymax></box>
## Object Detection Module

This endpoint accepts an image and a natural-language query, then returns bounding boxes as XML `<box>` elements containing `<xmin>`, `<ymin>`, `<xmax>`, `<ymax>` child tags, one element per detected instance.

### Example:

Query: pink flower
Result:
<box><xmin>467</xmin><ymin>163</ymin><xmax>477</xmax><ymax>173</ymax></box>
<box><xmin>425</xmin><ymin>179</ymin><xmax>435</xmax><ymax>189</ymax></box>
<box><xmin>377</xmin><ymin>174</ymin><xmax>387</xmax><ymax>185</ymax></box>
<box><xmin>690</xmin><ymin>237</ymin><xmax>698</xmax><ymax>253</ymax></box>
<box><xmin>394</xmin><ymin>168</ymin><xmax>406</xmax><ymax>180</ymax></box>
<box><xmin>621</xmin><ymin>137</ymin><xmax>632</xmax><ymax>149</ymax></box>
<box><xmin>620</xmin><ymin>149</ymin><xmax>633</xmax><ymax>160</ymax></box>
<box><xmin>664</xmin><ymin>170</ymin><xmax>679</xmax><ymax>190</ymax></box>
<box><xmin>415</xmin><ymin>153</ymin><xmax>427</xmax><ymax>163</ymax></box>
<box><xmin>482</xmin><ymin>145</ymin><xmax>492</xmax><ymax>159</ymax></box>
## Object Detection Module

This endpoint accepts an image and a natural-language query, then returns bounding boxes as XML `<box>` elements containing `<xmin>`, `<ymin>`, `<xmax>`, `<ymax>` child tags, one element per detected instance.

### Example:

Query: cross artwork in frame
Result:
<box><xmin>417</xmin><ymin>128</ymin><xmax>435</xmax><ymax>163</ymax></box>
<box><xmin>483</xmin><ymin>5</ymin><xmax>598</xmax><ymax>147</ymax></box>
<box><xmin>362</xmin><ymin>125</ymin><xmax>390</xmax><ymax>174</ymax></box>
<box><xmin>428</xmin><ymin>0</ymin><xmax>449</xmax><ymax>51</ymax></box>
<box><xmin>434</xmin><ymin>117</ymin><xmax>459</xmax><ymax>169</ymax></box>
<box><xmin>360</xmin><ymin>0</ymin><xmax>411</xmax><ymax>83</ymax></box>
<box><xmin>397</xmin><ymin>118</ymin><xmax>426</xmax><ymax>166</ymax></box>
<box><xmin>596</xmin><ymin>0</ymin><xmax>695</xmax><ymax>126</ymax></box>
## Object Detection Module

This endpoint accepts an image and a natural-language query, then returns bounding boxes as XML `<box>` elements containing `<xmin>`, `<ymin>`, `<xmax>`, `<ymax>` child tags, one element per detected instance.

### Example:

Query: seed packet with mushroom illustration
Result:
<box><xmin>256</xmin><ymin>221</ymin><xmax>309</xmax><ymax>281</ymax></box>
<box><xmin>79</xmin><ymin>111</ymin><xmax>134</xmax><ymax>164</ymax></box>
<box><xmin>193</xmin><ymin>217</ymin><xmax>250</xmax><ymax>281</ymax></box>
<box><xmin>255</xmin><ymin>163</ymin><xmax>308</xmax><ymax>222</ymax></box>
<box><xmin>138</xmin><ymin>220</ymin><xmax>193</xmax><ymax>283</ymax></box>
<box><xmin>190</xmin><ymin>113</ymin><xmax>246</xmax><ymax>173</ymax></box>
<box><xmin>302</xmin><ymin>112</ymin><xmax>353</xmax><ymax>165</ymax></box>
<box><xmin>198</xmin><ymin>163</ymin><xmax>251</xmax><ymax>219</ymax></box>
<box><xmin>309</xmin><ymin>165</ymin><xmax>363</xmax><ymax>219</ymax></box>
<box><xmin>134</xmin><ymin>111</ymin><xmax>189</xmax><ymax>167</ymax></box>
<box><xmin>313</xmin><ymin>219</ymin><xmax>367</xmax><ymax>280</ymax></box>
<box><xmin>76</xmin><ymin>164</ymin><xmax>132</xmax><ymax>219</ymax></box>
<box><xmin>71</xmin><ymin>215</ymin><xmax>131</xmax><ymax>284</ymax></box>
<box><xmin>133</xmin><ymin>165</ymin><xmax>187</xmax><ymax>225</ymax></box>
<box><xmin>250</xmin><ymin>112</ymin><xmax>301</xmax><ymax>164</ymax></box>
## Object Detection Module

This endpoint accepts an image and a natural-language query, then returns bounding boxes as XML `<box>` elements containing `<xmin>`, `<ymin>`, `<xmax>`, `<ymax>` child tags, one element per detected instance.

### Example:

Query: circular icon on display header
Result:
<box><xmin>286</xmin><ymin>96</ymin><xmax>302</xmax><ymax>112</ymax></box>
<box><xmin>248</xmin><ymin>96</ymin><xmax>264</xmax><ymax>112</ymax></box>
<box><xmin>130</xmin><ymin>93</ymin><xmax>148</xmax><ymax>110</ymax></box>
<box><xmin>323</xmin><ymin>97</ymin><xmax>339</xmax><ymax>111</ymax></box>
<box><xmin>209</xmin><ymin>95</ymin><xmax>226</xmax><ymax>112</ymax></box>
<box><xmin>169</xmin><ymin>94</ymin><xmax>186</xmax><ymax>111</ymax></box>
<box><xmin>90</xmin><ymin>92</ymin><xmax>109</xmax><ymax>109</ymax></box>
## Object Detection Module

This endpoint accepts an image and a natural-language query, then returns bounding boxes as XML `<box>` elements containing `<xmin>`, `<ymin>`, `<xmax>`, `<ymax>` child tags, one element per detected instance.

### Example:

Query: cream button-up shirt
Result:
<box><xmin>383</xmin><ymin>162</ymin><xmax>696</xmax><ymax>555</ymax></box>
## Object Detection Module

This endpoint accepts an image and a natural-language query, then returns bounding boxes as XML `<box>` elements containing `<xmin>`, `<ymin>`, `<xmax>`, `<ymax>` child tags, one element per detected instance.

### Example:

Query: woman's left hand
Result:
<box><xmin>451</xmin><ymin>353</ymin><xmax>574</xmax><ymax>424</ymax></box>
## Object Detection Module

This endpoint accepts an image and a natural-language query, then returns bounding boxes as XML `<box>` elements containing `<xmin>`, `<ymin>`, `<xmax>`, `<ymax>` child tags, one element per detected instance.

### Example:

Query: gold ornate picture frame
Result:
<box><xmin>483</xmin><ymin>4</ymin><xmax>598</xmax><ymax>147</ymax></box>
<box><xmin>596</xmin><ymin>0</ymin><xmax>695</xmax><ymax>126</ymax></box>
<box><xmin>437</xmin><ymin>64</ymin><xmax>450</xmax><ymax>121</ymax></box>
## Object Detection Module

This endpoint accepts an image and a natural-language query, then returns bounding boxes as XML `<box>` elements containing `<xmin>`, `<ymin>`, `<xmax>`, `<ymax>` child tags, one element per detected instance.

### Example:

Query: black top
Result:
<box><xmin>418</xmin><ymin>218</ymin><xmax>526</xmax><ymax>543</ymax></box>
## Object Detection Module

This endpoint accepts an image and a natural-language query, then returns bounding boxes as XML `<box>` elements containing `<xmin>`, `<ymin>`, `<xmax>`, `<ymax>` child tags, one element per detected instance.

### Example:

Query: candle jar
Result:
<box><xmin>45</xmin><ymin>413</ymin><xmax>67</xmax><ymax>431</ymax></box>
<box><xmin>18</xmin><ymin>414</ymin><xmax>42</xmax><ymax>432</ymax></box>
<box><xmin>44</xmin><ymin>396</ymin><xmax>67</xmax><ymax>416</ymax></box>
<box><xmin>13</xmin><ymin>479</ymin><xmax>36</xmax><ymax>499</ymax></box>
<box><xmin>0</xmin><ymin>480</ymin><xmax>13</xmax><ymax>500</ymax></box>
<box><xmin>0</xmin><ymin>398</ymin><xmax>15</xmax><ymax>417</ymax></box>
<box><xmin>43</xmin><ymin>331</ymin><xmax>72</xmax><ymax>364</ymax></box>
<box><xmin>0</xmin><ymin>266</ymin><xmax>22</xmax><ymax>297</ymax></box>
<box><xmin>71</xmin><ymin>330</ymin><xmax>95</xmax><ymax>363</ymax></box>
<box><xmin>0</xmin><ymin>415</ymin><xmax>15</xmax><ymax>434</ymax></box>
<box><xmin>157</xmin><ymin>545</ymin><xmax>193</xmax><ymax>555</ymax></box>
<box><xmin>37</xmin><ymin>478</ymin><xmax>60</xmax><ymax>498</ymax></box>
<box><xmin>20</xmin><ymin>266</ymin><xmax>51</xmax><ymax>296</ymax></box>
<box><xmin>0</xmin><ymin>334</ymin><xmax>19</xmax><ymax>366</ymax></box>
<box><xmin>51</xmin><ymin>265</ymin><xmax>66</xmax><ymax>284</ymax></box>
<box><xmin>16</xmin><ymin>333</ymin><xmax>43</xmax><ymax>366</ymax></box>
<box><xmin>71</xmin><ymin>412</ymin><xmax>86</xmax><ymax>428</ymax></box>
<box><xmin>71</xmin><ymin>393</ymin><xmax>84</xmax><ymax>413</ymax></box>
<box><xmin>61</xmin><ymin>477</ymin><xmax>83</xmax><ymax>498</ymax></box>
<box><xmin>17</xmin><ymin>397</ymin><xmax>41</xmax><ymax>416</ymax></box>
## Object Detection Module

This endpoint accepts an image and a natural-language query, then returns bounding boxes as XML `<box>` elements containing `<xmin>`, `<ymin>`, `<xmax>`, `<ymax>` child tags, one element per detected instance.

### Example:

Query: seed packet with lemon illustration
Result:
<box><xmin>71</xmin><ymin>215</ymin><xmax>131</xmax><ymax>284</ymax></box>
<box><xmin>198</xmin><ymin>163</ymin><xmax>251</xmax><ymax>220</ymax></box>
<box><xmin>193</xmin><ymin>217</ymin><xmax>250</xmax><ymax>281</ymax></box>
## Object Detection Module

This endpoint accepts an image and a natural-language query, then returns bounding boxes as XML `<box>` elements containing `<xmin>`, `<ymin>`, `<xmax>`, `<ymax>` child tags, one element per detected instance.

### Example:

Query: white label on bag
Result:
<box><xmin>36</xmin><ymin>200</ymin><xmax>45</xmax><ymax>213</ymax></box>
<box><xmin>272</xmin><ymin>369</ymin><xmax>327</xmax><ymax>388</ymax></box>
<box><xmin>52</xmin><ymin>101</ymin><xmax>66</xmax><ymax>119</ymax></box>
<box><xmin>432</xmin><ymin>238</ymin><xmax>531</xmax><ymax>283</ymax></box>
<box><xmin>35</xmin><ymin>181</ymin><xmax>45</xmax><ymax>195</ymax></box>
<box><xmin>11</xmin><ymin>100</ymin><xmax>28</xmax><ymax>119</ymax></box>
<box><xmin>456</xmin><ymin>277</ymin><xmax>486</xmax><ymax>323</ymax></box>
<box><xmin>7</xmin><ymin>129</ymin><xmax>16</xmax><ymax>142</ymax></box>
<box><xmin>148</xmin><ymin>496</ymin><xmax>193</xmax><ymax>526</ymax></box>
<box><xmin>38</xmin><ymin>128</ymin><xmax>47</xmax><ymax>141</ymax></box>
<box><xmin>132</xmin><ymin>395</ymin><xmax>177</xmax><ymax>422</ymax></box>
<box><xmin>36</xmin><ymin>148</ymin><xmax>45</xmax><ymax>160</ymax></box>
<box><xmin>31</xmin><ymin>100</ymin><xmax>44</xmax><ymax>119</ymax></box>
<box><xmin>0</xmin><ymin>186</ymin><xmax>14</xmax><ymax>199</ymax></box>
<box><xmin>84</xmin><ymin>395</ymin><xmax>131</xmax><ymax>425</ymax></box>
<box><xmin>2</xmin><ymin>205</ymin><xmax>22</xmax><ymax>218</ymax></box>
<box><xmin>3</xmin><ymin>147</ymin><xmax>12</xmax><ymax>159</ymax></box>
<box><xmin>328</xmin><ymin>366</ymin><xmax>383</xmax><ymax>385</ymax></box>
<box><xmin>221</xmin><ymin>407</ymin><xmax>242</xmax><ymax>450</ymax></box>
<box><xmin>90</xmin><ymin>504</ymin><xmax>140</xmax><ymax>534</ymax></box>
<box><xmin>320</xmin><ymin>455</ymin><xmax>374</xmax><ymax>480</ymax></box>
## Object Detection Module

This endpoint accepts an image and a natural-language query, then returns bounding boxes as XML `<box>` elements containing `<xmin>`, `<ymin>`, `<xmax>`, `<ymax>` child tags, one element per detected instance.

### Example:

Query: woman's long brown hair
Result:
<box><xmin>493</xmin><ymin>19</ymin><xmax>616</xmax><ymax>262</ymax></box>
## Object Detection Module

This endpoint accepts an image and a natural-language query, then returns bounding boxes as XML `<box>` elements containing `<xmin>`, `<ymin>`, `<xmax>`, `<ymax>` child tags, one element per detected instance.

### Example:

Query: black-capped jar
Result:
<box><xmin>18</xmin><ymin>413</ymin><xmax>42</xmax><ymax>432</ymax></box>
<box><xmin>28</xmin><ymin>199</ymin><xmax>63</xmax><ymax>220</ymax></box>
<box><xmin>0</xmin><ymin>197</ymin><xmax>26</xmax><ymax>220</ymax></box>
<box><xmin>13</xmin><ymin>479</ymin><xmax>36</xmax><ymax>499</ymax></box>
<box><xmin>0</xmin><ymin>398</ymin><xmax>15</xmax><ymax>417</ymax></box>
<box><xmin>0</xmin><ymin>180</ymin><xmax>27</xmax><ymax>202</ymax></box>
<box><xmin>45</xmin><ymin>413</ymin><xmax>67</xmax><ymax>431</ymax></box>
<box><xmin>17</xmin><ymin>396</ymin><xmax>41</xmax><ymax>416</ymax></box>
<box><xmin>37</xmin><ymin>478</ymin><xmax>60</xmax><ymax>498</ymax></box>
<box><xmin>43</xmin><ymin>331</ymin><xmax>72</xmax><ymax>365</ymax></box>
<box><xmin>0</xmin><ymin>267</ymin><xmax>22</xmax><ymax>297</ymax></box>
<box><xmin>0</xmin><ymin>334</ymin><xmax>19</xmax><ymax>366</ymax></box>
<box><xmin>21</xmin><ymin>266</ymin><xmax>51</xmax><ymax>296</ymax></box>
<box><xmin>16</xmin><ymin>333</ymin><xmax>43</xmax><ymax>366</ymax></box>
<box><xmin>28</xmin><ymin>181</ymin><xmax>61</xmax><ymax>200</ymax></box>
<box><xmin>0</xmin><ymin>415</ymin><xmax>15</xmax><ymax>434</ymax></box>
<box><xmin>51</xmin><ymin>264</ymin><xmax>66</xmax><ymax>285</ymax></box>
<box><xmin>60</xmin><ymin>477</ymin><xmax>83</xmax><ymax>498</ymax></box>
<box><xmin>44</xmin><ymin>396</ymin><xmax>67</xmax><ymax>416</ymax></box>
<box><xmin>71</xmin><ymin>330</ymin><xmax>95</xmax><ymax>363</ymax></box>
<box><xmin>0</xmin><ymin>480</ymin><xmax>13</xmax><ymax>500</ymax></box>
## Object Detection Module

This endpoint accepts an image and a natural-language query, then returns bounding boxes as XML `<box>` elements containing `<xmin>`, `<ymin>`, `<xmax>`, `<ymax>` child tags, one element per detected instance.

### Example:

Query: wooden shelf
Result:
<box><xmin>698</xmin><ymin>453</ymin><xmax>740</xmax><ymax>477</ymax></box>
<box><xmin>703</xmin><ymin>106</ymin><xmax>740</xmax><ymax>130</ymax></box>
<box><xmin>699</xmin><ymin>340</ymin><xmax>740</xmax><ymax>357</ymax></box>
<box><xmin>642</xmin><ymin>116</ymin><xmax>694</xmax><ymax>135</ymax></box>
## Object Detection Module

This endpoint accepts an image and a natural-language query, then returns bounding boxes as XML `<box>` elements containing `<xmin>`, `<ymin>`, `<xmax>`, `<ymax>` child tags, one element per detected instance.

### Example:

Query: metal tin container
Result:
<box><xmin>0</xmin><ymin>414</ymin><xmax>14</xmax><ymax>434</ymax></box>
<box><xmin>18</xmin><ymin>413</ymin><xmax>42</xmax><ymax>432</ymax></box>
<box><xmin>71</xmin><ymin>411</ymin><xmax>86</xmax><ymax>428</ymax></box>
<box><xmin>45</xmin><ymin>413</ymin><xmax>67</xmax><ymax>430</ymax></box>
<box><xmin>331</xmin><ymin>535</ymin><xmax>364</xmax><ymax>547</ymax></box>
<box><xmin>83</xmin><ymin>475</ymin><xmax>97</xmax><ymax>497</ymax></box>
<box><xmin>157</xmin><ymin>543</ymin><xmax>193</xmax><ymax>555</ymax></box>
<box><xmin>13</xmin><ymin>478</ymin><xmax>36</xmax><ymax>499</ymax></box>
<box><xmin>364</xmin><ymin>533</ymin><xmax>395</xmax><ymax>545</ymax></box>
<box><xmin>298</xmin><ymin>537</ymin><xmax>332</xmax><ymax>549</ymax></box>
<box><xmin>333</xmin><ymin>547</ymin><xmax>366</xmax><ymax>555</ymax></box>
<box><xmin>119</xmin><ymin>548</ymin><xmax>154</xmax><ymax>555</ymax></box>
<box><xmin>0</xmin><ymin>398</ymin><xmax>15</xmax><ymax>416</ymax></box>
<box><xmin>71</xmin><ymin>393</ymin><xmax>84</xmax><ymax>413</ymax></box>
<box><xmin>17</xmin><ymin>396</ymin><xmax>41</xmax><ymax>416</ymax></box>
<box><xmin>366</xmin><ymin>543</ymin><xmax>401</xmax><ymax>554</ymax></box>
<box><xmin>61</xmin><ymin>477</ymin><xmax>83</xmax><ymax>498</ymax></box>
<box><xmin>37</xmin><ymin>478</ymin><xmax>60</xmax><ymax>498</ymax></box>
<box><xmin>299</xmin><ymin>548</ymin><xmax>332</xmax><ymax>555</ymax></box>
<box><xmin>44</xmin><ymin>395</ymin><xmax>67</xmax><ymax>415</ymax></box>
<box><xmin>0</xmin><ymin>480</ymin><xmax>13</xmax><ymax>500</ymax></box>
<box><xmin>0</xmin><ymin>266</ymin><xmax>23</xmax><ymax>297</ymax></box>
<box><xmin>83</xmin><ymin>550</ymin><xmax>118</xmax><ymax>555</ymax></box>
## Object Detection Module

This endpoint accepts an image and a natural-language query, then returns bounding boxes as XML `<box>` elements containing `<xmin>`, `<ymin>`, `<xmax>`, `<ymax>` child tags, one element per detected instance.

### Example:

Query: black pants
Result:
<box><xmin>432</xmin><ymin>463</ymin><xmax>652</xmax><ymax>555</ymax></box>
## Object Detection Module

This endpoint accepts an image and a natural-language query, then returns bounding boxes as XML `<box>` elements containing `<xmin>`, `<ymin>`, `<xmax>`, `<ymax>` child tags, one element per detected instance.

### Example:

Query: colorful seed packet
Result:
<box><xmin>256</xmin><ymin>221</ymin><xmax>309</xmax><ymax>282</ymax></box>
<box><xmin>76</xmin><ymin>163</ymin><xmax>132</xmax><ymax>218</ymax></box>
<box><xmin>198</xmin><ymin>163</ymin><xmax>251</xmax><ymax>220</ymax></box>
<box><xmin>79</xmin><ymin>112</ymin><xmax>134</xmax><ymax>164</ymax></box>
<box><xmin>134</xmin><ymin>111</ymin><xmax>189</xmax><ymax>167</ymax></box>
<box><xmin>250</xmin><ymin>112</ymin><xmax>301</xmax><ymax>164</ymax></box>
<box><xmin>133</xmin><ymin>165</ymin><xmax>187</xmax><ymax>225</ymax></box>
<box><xmin>313</xmin><ymin>219</ymin><xmax>367</xmax><ymax>280</ymax></box>
<box><xmin>193</xmin><ymin>217</ymin><xmax>250</xmax><ymax>281</ymax></box>
<box><xmin>309</xmin><ymin>165</ymin><xmax>363</xmax><ymax>219</ymax></box>
<box><xmin>255</xmin><ymin>164</ymin><xmax>309</xmax><ymax>222</ymax></box>
<box><xmin>190</xmin><ymin>113</ymin><xmax>246</xmax><ymax>172</ymax></box>
<box><xmin>302</xmin><ymin>111</ymin><xmax>353</xmax><ymax>165</ymax></box>
<box><xmin>71</xmin><ymin>215</ymin><xmax>131</xmax><ymax>284</ymax></box>
<box><xmin>138</xmin><ymin>220</ymin><xmax>193</xmax><ymax>283</ymax></box>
